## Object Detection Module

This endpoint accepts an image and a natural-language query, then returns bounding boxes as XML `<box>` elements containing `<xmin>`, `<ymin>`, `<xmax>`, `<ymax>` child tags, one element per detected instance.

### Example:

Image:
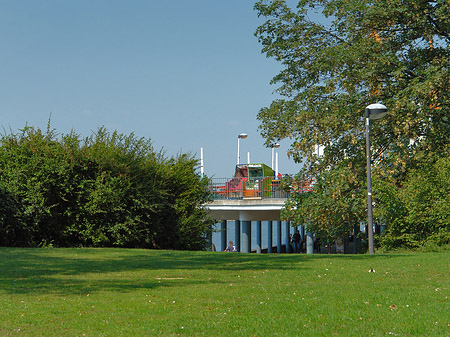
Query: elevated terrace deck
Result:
<box><xmin>207</xmin><ymin>177</ymin><xmax>313</xmax><ymax>201</ymax></box>
<box><xmin>205</xmin><ymin>177</ymin><xmax>313</xmax><ymax>221</ymax></box>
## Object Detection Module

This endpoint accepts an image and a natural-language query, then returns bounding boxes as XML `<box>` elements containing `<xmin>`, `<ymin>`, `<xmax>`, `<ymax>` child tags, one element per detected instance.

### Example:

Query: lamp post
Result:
<box><xmin>365</xmin><ymin>103</ymin><xmax>387</xmax><ymax>255</ymax></box>
<box><xmin>269</xmin><ymin>143</ymin><xmax>280</xmax><ymax>170</ymax></box>
<box><xmin>200</xmin><ymin>147</ymin><xmax>204</xmax><ymax>178</ymax></box>
<box><xmin>237</xmin><ymin>133</ymin><xmax>248</xmax><ymax>165</ymax></box>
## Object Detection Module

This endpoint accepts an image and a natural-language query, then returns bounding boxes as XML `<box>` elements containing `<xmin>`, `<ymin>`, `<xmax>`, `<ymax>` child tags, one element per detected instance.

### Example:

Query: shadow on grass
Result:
<box><xmin>0</xmin><ymin>247</ymin><xmax>407</xmax><ymax>296</ymax></box>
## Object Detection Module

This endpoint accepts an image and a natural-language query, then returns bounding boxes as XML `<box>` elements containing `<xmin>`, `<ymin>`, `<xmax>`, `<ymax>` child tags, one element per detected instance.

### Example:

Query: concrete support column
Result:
<box><xmin>256</xmin><ymin>221</ymin><xmax>262</xmax><ymax>254</ymax></box>
<box><xmin>208</xmin><ymin>227</ymin><xmax>213</xmax><ymax>250</ymax></box>
<box><xmin>375</xmin><ymin>223</ymin><xmax>380</xmax><ymax>235</ymax></box>
<box><xmin>241</xmin><ymin>220</ymin><xmax>251</xmax><ymax>253</ymax></box>
<box><xmin>220</xmin><ymin>220</ymin><xmax>227</xmax><ymax>252</ymax></box>
<box><xmin>353</xmin><ymin>223</ymin><xmax>360</xmax><ymax>254</ymax></box>
<box><xmin>306</xmin><ymin>231</ymin><xmax>314</xmax><ymax>254</ymax></box>
<box><xmin>276</xmin><ymin>221</ymin><xmax>282</xmax><ymax>253</ymax></box>
<box><xmin>267</xmin><ymin>221</ymin><xmax>273</xmax><ymax>253</ymax></box>
<box><xmin>284</xmin><ymin>221</ymin><xmax>291</xmax><ymax>253</ymax></box>
<box><xmin>299</xmin><ymin>225</ymin><xmax>305</xmax><ymax>253</ymax></box>
<box><xmin>234</xmin><ymin>220</ymin><xmax>241</xmax><ymax>252</ymax></box>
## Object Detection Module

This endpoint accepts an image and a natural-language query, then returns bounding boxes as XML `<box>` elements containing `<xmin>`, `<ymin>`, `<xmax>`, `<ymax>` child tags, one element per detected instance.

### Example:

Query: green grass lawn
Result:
<box><xmin>1</xmin><ymin>247</ymin><xmax>449</xmax><ymax>336</ymax></box>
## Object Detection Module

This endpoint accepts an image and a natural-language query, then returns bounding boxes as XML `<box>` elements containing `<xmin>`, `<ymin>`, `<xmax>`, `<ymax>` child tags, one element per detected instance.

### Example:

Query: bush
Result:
<box><xmin>0</xmin><ymin>183</ymin><xmax>30</xmax><ymax>246</ymax></box>
<box><xmin>0</xmin><ymin>126</ymin><xmax>212</xmax><ymax>249</ymax></box>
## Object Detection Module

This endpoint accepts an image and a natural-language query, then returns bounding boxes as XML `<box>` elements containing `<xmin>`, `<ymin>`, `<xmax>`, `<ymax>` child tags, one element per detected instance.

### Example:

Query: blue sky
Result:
<box><xmin>0</xmin><ymin>0</ymin><xmax>302</xmax><ymax>177</ymax></box>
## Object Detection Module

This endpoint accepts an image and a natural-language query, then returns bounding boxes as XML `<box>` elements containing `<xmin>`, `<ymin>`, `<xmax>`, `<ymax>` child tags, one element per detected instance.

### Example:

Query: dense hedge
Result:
<box><xmin>0</xmin><ymin>126</ymin><xmax>213</xmax><ymax>249</ymax></box>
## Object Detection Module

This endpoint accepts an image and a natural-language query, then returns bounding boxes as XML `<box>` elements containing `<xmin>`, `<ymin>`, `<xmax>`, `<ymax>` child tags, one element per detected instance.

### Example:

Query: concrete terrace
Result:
<box><xmin>206</xmin><ymin>198</ymin><xmax>287</xmax><ymax>221</ymax></box>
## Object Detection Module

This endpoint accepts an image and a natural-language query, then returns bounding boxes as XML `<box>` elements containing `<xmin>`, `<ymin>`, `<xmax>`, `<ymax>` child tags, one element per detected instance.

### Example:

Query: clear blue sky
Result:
<box><xmin>0</xmin><ymin>0</ymin><xmax>301</xmax><ymax>177</ymax></box>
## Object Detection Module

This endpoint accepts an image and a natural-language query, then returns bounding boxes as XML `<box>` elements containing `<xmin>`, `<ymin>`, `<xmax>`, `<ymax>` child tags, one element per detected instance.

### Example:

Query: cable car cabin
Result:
<box><xmin>226</xmin><ymin>163</ymin><xmax>276</xmax><ymax>198</ymax></box>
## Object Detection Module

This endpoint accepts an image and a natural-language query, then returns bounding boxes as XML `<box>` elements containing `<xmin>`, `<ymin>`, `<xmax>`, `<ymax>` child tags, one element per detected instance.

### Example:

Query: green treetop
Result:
<box><xmin>255</xmin><ymin>0</ymin><xmax>449</xmax><ymax>177</ymax></box>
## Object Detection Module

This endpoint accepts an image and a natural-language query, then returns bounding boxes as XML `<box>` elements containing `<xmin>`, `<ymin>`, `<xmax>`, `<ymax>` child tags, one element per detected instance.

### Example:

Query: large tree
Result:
<box><xmin>254</xmin><ymin>0</ymin><xmax>450</xmax><ymax>245</ymax></box>
<box><xmin>255</xmin><ymin>0</ymin><xmax>450</xmax><ymax>177</ymax></box>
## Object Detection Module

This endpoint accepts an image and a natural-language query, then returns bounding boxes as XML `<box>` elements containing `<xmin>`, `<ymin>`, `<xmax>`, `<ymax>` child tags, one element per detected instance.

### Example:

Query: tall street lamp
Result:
<box><xmin>270</xmin><ymin>143</ymin><xmax>280</xmax><ymax>170</ymax></box>
<box><xmin>365</xmin><ymin>103</ymin><xmax>387</xmax><ymax>255</ymax></box>
<box><xmin>237</xmin><ymin>133</ymin><xmax>248</xmax><ymax>165</ymax></box>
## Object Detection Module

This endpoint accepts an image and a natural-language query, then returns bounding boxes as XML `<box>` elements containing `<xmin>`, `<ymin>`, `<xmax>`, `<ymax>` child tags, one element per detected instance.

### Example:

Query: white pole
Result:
<box><xmin>270</xmin><ymin>143</ymin><xmax>280</xmax><ymax>170</ymax></box>
<box><xmin>247</xmin><ymin>152</ymin><xmax>250</xmax><ymax>164</ymax></box>
<box><xmin>271</xmin><ymin>147</ymin><xmax>274</xmax><ymax>169</ymax></box>
<box><xmin>237</xmin><ymin>133</ymin><xmax>248</xmax><ymax>166</ymax></box>
<box><xmin>200</xmin><ymin>147</ymin><xmax>204</xmax><ymax>178</ymax></box>
<box><xmin>275</xmin><ymin>152</ymin><xmax>279</xmax><ymax>178</ymax></box>
<box><xmin>237</xmin><ymin>137</ymin><xmax>240</xmax><ymax>165</ymax></box>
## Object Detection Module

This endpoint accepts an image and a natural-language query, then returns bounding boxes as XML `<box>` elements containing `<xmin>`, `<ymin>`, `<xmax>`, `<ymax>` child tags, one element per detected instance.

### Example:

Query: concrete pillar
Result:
<box><xmin>300</xmin><ymin>225</ymin><xmax>305</xmax><ymax>253</ymax></box>
<box><xmin>220</xmin><ymin>220</ymin><xmax>227</xmax><ymax>252</ymax></box>
<box><xmin>375</xmin><ymin>223</ymin><xmax>380</xmax><ymax>235</ymax></box>
<box><xmin>276</xmin><ymin>221</ymin><xmax>282</xmax><ymax>253</ymax></box>
<box><xmin>241</xmin><ymin>220</ymin><xmax>251</xmax><ymax>253</ymax></box>
<box><xmin>267</xmin><ymin>221</ymin><xmax>273</xmax><ymax>253</ymax></box>
<box><xmin>207</xmin><ymin>227</ymin><xmax>213</xmax><ymax>251</ymax></box>
<box><xmin>234</xmin><ymin>220</ymin><xmax>241</xmax><ymax>252</ymax></box>
<box><xmin>256</xmin><ymin>221</ymin><xmax>262</xmax><ymax>254</ymax></box>
<box><xmin>284</xmin><ymin>221</ymin><xmax>291</xmax><ymax>253</ymax></box>
<box><xmin>306</xmin><ymin>231</ymin><xmax>314</xmax><ymax>254</ymax></box>
<box><xmin>353</xmin><ymin>223</ymin><xmax>360</xmax><ymax>254</ymax></box>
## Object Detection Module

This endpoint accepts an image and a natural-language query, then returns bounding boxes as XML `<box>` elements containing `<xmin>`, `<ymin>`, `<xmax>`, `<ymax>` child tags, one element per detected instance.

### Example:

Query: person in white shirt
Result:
<box><xmin>224</xmin><ymin>241</ymin><xmax>237</xmax><ymax>252</ymax></box>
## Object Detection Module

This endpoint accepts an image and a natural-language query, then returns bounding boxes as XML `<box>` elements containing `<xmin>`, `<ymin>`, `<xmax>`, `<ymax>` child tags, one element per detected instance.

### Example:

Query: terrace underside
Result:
<box><xmin>205</xmin><ymin>198</ymin><xmax>286</xmax><ymax>221</ymax></box>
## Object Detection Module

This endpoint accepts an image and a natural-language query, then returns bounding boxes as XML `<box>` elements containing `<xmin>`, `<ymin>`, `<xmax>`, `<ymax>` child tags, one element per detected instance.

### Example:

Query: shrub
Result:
<box><xmin>0</xmin><ymin>126</ymin><xmax>212</xmax><ymax>249</ymax></box>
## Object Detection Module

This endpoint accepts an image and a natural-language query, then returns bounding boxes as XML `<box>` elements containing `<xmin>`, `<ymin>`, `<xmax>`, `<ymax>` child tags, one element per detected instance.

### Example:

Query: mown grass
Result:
<box><xmin>1</xmin><ymin>247</ymin><xmax>449</xmax><ymax>336</ymax></box>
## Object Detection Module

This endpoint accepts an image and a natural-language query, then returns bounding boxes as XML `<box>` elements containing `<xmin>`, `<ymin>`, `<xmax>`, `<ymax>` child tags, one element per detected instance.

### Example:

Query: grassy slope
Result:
<box><xmin>1</xmin><ymin>248</ymin><xmax>449</xmax><ymax>336</ymax></box>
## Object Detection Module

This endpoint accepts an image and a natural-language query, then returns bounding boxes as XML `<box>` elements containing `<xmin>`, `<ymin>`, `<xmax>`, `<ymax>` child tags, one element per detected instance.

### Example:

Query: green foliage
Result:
<box><xmin>154</xmin><ymin>154</ymin><xmax>213</xmax><ymax>250</ymax></box>
<box><xmin>376</xmin><ymin>151</ymin><xmax>450</xmax><ymax>249</ymax></box>
<box><xmin>254</xmin><ymin>0</ymin><xmax>450</xmax><ymax>174</ymax></box>
<box><xmin>283</xmin><ymin>163</ymin><xmax>366</xmax><ymax>242</ymax></box>
<box><xmin>0</xmin><ymin>182</ymin><xmax>29</xmax><ymax>246</ymax></box>
<box><xmin>254</xmin><ymin>0</ymin><xmax>450</xmax><ymax>245</ymax></box>
<box><xmin>0</xmin><ymin>126</ymin><xmax>212</xmax><ymax>249</ymax></box>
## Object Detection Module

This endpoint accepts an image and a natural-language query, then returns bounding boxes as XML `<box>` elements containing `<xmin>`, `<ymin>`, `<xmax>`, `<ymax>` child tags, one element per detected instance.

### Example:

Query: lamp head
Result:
<box><xmin>238</xmin><ymin>133</ymin><xmax>248</xmax><ymax>139</ymax></box>
<box><xmin>365</xmin><ymin>103</ymin><xmax>387</xmax><ymax>120</ymax></box>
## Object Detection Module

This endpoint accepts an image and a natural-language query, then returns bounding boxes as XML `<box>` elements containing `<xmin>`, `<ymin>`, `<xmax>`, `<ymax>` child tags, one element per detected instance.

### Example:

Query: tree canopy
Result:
<box><xmin>255</xmin><ymin>0</ymin><xmax>449</xmax><ymax>175</ymax></box>
<box><xmin>254</xmin><ymin>0</ymin><xmax>450</xmax><ymax>248</ymax></box>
